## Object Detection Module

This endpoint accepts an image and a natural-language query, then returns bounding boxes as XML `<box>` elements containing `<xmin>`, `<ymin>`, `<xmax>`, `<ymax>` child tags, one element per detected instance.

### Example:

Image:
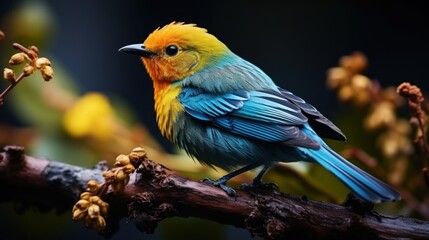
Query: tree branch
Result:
<box><xmin>1</xmin><ymin>145</ymin><xmax>428</xmax><ymax>239</ymax></box>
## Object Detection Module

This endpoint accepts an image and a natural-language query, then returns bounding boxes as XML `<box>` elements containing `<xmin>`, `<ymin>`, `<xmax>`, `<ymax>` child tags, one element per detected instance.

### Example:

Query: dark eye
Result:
<box><xmin>165</xmin><ymin>45</ymin><xmax>179</xmax><ymax>56</ymax></box>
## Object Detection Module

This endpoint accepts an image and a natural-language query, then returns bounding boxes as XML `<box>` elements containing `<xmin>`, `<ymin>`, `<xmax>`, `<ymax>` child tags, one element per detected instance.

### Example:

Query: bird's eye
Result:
<box><xmin>165</xmin><ymin>45</ymin><xmax>179</xmax><ymax>56</ymax></box>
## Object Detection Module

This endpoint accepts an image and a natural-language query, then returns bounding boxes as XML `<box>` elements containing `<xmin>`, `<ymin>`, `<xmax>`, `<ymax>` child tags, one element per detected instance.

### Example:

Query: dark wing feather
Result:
<box><xmin>279</xmin><ymin>88</ymin><xmax>346</xmax><ymax>141</ymax></box>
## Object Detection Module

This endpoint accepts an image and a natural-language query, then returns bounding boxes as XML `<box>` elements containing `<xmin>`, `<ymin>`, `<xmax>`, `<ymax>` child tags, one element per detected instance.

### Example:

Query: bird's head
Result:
<box><xmin>119</xmin><ymin>22</ymin><xmax>229</xmax><ymax>83</ymax></box>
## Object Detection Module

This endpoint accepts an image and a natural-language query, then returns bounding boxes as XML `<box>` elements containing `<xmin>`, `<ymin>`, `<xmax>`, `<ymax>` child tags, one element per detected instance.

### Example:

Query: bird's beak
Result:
<box><xmin>118</xmin><ymin>44</ymin><xmax>154</xmax><ymax>58</ymax></box>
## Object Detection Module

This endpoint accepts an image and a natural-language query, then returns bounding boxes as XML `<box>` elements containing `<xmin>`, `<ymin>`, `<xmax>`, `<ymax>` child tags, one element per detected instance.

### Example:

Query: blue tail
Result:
<box><xmin>304</xmin><ymin>144</ymin><xmax>401</xmax><ymax>203</ymax></box>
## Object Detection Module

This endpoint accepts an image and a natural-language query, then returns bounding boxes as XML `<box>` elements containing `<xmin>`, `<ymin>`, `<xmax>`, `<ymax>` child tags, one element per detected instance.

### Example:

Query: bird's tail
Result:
<box><xmin>306</xmin><ymin>145</ymin><xmax>401</xmax><ymax>203</ymax></box>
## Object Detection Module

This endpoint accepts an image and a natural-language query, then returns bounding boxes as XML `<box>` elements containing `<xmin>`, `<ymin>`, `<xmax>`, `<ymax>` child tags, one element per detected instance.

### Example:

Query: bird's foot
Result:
<box><xmin>202</xmin><ymin>178</ymin><xmax>236</xmax><ymax>196</ymax></box>
<box><xmin>240</xmin><ymin>181</ymin><xmax>279</xmax><ymax>192</ymax></box>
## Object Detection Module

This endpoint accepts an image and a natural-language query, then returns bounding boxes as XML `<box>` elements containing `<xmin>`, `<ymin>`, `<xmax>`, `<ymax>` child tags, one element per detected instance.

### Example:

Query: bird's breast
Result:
<box><xmin>153</xmin><ymin>83</ymin><xmax>184</xmax><ymax>141</ymax></box>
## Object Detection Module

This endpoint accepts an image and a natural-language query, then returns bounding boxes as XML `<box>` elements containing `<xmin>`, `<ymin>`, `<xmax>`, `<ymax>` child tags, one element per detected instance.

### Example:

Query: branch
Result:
<box><xmin>1</xmin><ymin>146</ymin><xmax>428</xmax><ymax>239</ymax></box>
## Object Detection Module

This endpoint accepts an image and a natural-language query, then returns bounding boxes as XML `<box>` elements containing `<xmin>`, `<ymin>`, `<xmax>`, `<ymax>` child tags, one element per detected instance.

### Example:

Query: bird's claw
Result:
<box><xmin>240</xmin><ymin>181</ymin><xmax>279</xmax><ymax>192</ymax></box>
<box><xmin>202</xmin><ymin>178</ymin><xmax>236</xmax><ymax>196</ymax></box>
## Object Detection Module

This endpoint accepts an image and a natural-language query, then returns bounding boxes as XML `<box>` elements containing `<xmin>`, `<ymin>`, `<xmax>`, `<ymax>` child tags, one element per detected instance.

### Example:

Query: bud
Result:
<box><xmin>80</xmin><ymin>192</ymin><xmax>91</xmax><ymax>200</ymax></box>
<box><xmin>326</xmin><ymin>67</ymin><xmax>349</xmax><ymax>89</ymax></box>
<box><xmin>72</xmin><ymin>209</ymin><xmax>86</xmax><ymax>221</ymax></box>
<box><xmin>35</xmin><ymin>57</ymin><xmax>51</xmax><ymax>69</ymax></box>
<box><xmin>9</xmin><ymin>53</ymin><xmax>26</xmax><ymax>65</ymax></box>
<box><xmin>115</xmin><ymin>169</ymin><xmax>126</xmax><ymax>181</ymax></box>
<box><xmin>29</xmin><ymin>46</ymin><xmax>39</xmax><ymax>54</ymax></box>
<box><xmin>86</xmin><ymin>180</ymin><xmax>100</xmax><ymax>192</ymax></box>
<box><xmin>338</xmin><ymin>85</ymin><xmax>353</xmax><ymax>102</ymax></box>
<box><xmin>41</xmin><ymin>65</ymin><xmax>54</xmax><ymax>81</ymax></box>
<box><xmin>74</xmin><ymin>199</ymin><xmax>90</xmax><ymax>210</ymax></box>
<box><xmin>351</xmin><ymin>74</ymin><xmax>371</xmax><ymax>90</ymax></box>
<box><xmin>23</xmin><ymin>64</ymin><xmax>35</xmax><ymax>76</ymax></box>
<box><xmin>0</xmin><ymin>31</ymin><xmax>5</xmax><ymax>41</ymax></box>
<box><xmin>87</xmin><ymin>204</ymin><xmax>100</xmax><ymax>218</ymax></box>
<box><xmin>122</xmin><ymin>164</ymin><xmax>136</xmax><ymax>174</ymax></box>
<box><xmin>115</xmin><ymin>154</ymin><xmax>130</xmax><ymax>166</ymax></box>
<box><xmin>3</xmin><ymin>68</ymin><xmax>15</xmax><ymax>83</ymax></box>
<box><xmin>95</xmin><ymin>216</ymin><xmax>106</xmax><ymax>231</ymax></box>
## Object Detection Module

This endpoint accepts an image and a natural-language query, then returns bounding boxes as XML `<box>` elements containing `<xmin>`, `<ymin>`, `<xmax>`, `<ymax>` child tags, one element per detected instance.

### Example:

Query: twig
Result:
<box><xmin>0</xmin><ymin>145</ymin><xmax>428</xmax><ymax>239</ymax></box>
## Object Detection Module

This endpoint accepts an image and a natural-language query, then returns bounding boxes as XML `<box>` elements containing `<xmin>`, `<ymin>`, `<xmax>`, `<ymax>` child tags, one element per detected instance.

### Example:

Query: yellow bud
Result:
<box><xmin>351</xmin><ymin>75</ymin><xmax>371</xmax><ymax>90</ymax></box>
<box><xmin>29</xmin><ymin>46</ymin><xmax>39</xmax><ymax>55</ymax></box>
<box><xmin>41</xmin><ymin>65</ymin><xmax>54</xmax><ymax>81</ymax></box>
<box><xmin>103</xmin><ymin>171</ymin><xmax>114</xmax><ymax>181</ymax></box>
<box><xmin>338</xmin><ymin>85</ymin><xmax>353</xmax><ymax>102</ymax></box>
<box><xmin>35</xmin><ymin>57</ymin><xmax>52</xmax><ymax>68</ymax></box>
<box><xmin>95</xmin><ymin>216</ymin><xmax>107</xmax><ymax>231</ymax></box>
<box><xmin>131</xmin><ymin>147</ymin><xmax>146</xmax><ymax>155</ymax></box>
<box><xmin>99</xmin><ymin>203</ymin><xmax>109</xmax><ymax>216</ymax></box>
<box><xmin>9</xmin><ymin>53</ymin><xmax>26</xmax><ymax>65</ymax></box>
<box><xmin>89</xmin><ymin>195</ymin><xmax>102</xmax><ymax>203</ymax></box>
<box><xmin>122</xmin><ymin>164</ymin><xmax>135</xmax><ymax>174</ymax></box>
<box><xmin>340</xmin><ymin>51</ymin><xmax>367</xmax><ymax>73</ymax></box>
<box><xmin>23</xmin><ymin>64</ymin><xmax>35</xmax><ymax>76</ymax></box>
<box><xmin>80</xmin><ymin>192</ymin><xmax>91</xmax><ymax>200</ymax></box>
<box><xmin>72</xmin><ymin>209</ymin><xmax>87</xmax><ymax>221</ymax></box>
<box><xmin>74</xmin><ymin>199</ymin><xmax>90</xmax><ymax>211</ymax></box>
<box><xmin>88</xmin><ymin>204</ymin><xmax>100</xmax><ymax>218</ymax></box>
<box><xmin>326</xmin><ymin>67</ymin><xmax>349</xmax><ymax>89</ymax></box>
<box><xmin>86</xmin><ymin>180</ymin><xmax>100</xmax><ymax>192</ymax></box>
<box><xmin>129</xmin><ymin>147</ymin><xmax>147</xmax><ymax>164</ymax></box>
<box><xmin>3</xmin><ymin>68</ymin><xmax>15</xmax><ymax>83</ymax></box>
<box><xmin>115</xmin><ymin>154</ymin><xmax>130</xmax><ymax>166</ymax></box>
<box><xmin>115</xmin><ymin>169</ymin><xmax>126</xmax><ymax>181</ymax></box>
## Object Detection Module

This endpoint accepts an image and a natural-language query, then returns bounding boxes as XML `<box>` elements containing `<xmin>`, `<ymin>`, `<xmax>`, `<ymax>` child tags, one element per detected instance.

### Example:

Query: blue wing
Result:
<box><xmin>179</xmin><ymin>87</ymin><xmax>320</xmax><ymax>149</ymax></box>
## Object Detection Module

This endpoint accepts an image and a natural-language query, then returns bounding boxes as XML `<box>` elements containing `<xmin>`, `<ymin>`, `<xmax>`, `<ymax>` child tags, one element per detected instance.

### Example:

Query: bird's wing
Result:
<box><xmin>179</xmin><ymin>87</ymin><xmax>320</xmax><ymax>149</ymax></box>
<box><xmin>279</xmin><ymin>88</ymin><xmax>346</xmax><ymax>141</ymax></box>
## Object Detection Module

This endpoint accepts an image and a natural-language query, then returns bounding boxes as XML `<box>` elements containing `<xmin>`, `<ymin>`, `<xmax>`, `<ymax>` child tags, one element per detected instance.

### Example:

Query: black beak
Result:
<box><xmin>118</xmin><ymin>44</ymin><xmax>154</xmax><ymax>57</ymax></box>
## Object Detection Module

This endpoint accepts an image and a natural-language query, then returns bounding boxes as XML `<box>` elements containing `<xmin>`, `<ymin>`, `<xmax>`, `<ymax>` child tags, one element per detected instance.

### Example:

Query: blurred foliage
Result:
<box><xmin>0</xmin><ymin>1</ymin><xmax>428</xmax><ymax>239</ymax></box>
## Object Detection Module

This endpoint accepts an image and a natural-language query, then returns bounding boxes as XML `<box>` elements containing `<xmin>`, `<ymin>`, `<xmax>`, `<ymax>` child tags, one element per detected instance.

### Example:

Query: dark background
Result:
<box><xmin>0</xmin><ymin>1</ymin><xmax>428</xmax><ymax>239</ymax></box>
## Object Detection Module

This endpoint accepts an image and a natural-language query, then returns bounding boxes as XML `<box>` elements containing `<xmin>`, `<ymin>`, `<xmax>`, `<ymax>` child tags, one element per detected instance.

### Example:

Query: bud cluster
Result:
<box><xmin>72</xmin><ymin>147</ymin><xmax>147</xmax><ymax>231</ymax></box>
<box><xmin>72</xmin><ymin>180</ymin><xmax>109</xmax><ymax>231</ymax></box>
<box><xmin>4</xmin><ymin>44</ymin><xmax>54</xmax><ymax>82</ymax></box>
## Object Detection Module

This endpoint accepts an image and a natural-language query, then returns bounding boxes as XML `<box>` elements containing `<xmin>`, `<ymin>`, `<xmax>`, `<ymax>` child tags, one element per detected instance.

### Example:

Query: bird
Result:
<box><xmin>119</xmin><ymin>22</ymin><xmax>401</xmax><ymax>203</ymax></box>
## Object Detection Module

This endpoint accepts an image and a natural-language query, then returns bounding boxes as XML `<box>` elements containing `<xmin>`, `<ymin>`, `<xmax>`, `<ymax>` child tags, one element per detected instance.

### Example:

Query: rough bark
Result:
<box><xmin>1</xmin><ymin>145</ymin><xmax>428</xmax><ymax>239</ymax></box>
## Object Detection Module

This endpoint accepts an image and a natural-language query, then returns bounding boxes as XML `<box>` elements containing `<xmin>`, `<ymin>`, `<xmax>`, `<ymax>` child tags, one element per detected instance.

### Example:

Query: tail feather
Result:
<box><xmin>306</xmin><ymin>145</ymin><xmax>401</xmax><ymax>203</ymax></box>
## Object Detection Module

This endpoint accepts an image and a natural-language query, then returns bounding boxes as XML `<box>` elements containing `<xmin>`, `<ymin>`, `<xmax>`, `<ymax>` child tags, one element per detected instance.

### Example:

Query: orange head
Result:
<box><xmin>119</xmin><ymin>22</ymin><xmax>230</xmax><ymax>83</ymax></box>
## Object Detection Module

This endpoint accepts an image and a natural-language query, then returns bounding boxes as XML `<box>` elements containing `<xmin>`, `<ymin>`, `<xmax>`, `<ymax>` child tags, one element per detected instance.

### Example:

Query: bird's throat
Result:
<box><xmin>153</xmin><ymin>82</ymin><xmax>183</xmax><ymax>141</ymax></box>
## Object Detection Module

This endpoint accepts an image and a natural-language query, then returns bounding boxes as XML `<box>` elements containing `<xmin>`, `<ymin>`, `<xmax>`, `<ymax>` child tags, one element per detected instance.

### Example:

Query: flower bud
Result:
<box><xmin>35</xmin><ymin>57</ymin><xmax>51</xmax><ymax>68</ymax></box>
<box><xmin>115</xmin><ymin>154</ymin><xmax>130</xmax><ymax>166</ymax></box>
<box><xmin>95</xmin><ymin>216</ymin><xmax>106</xmax><ymax>231</ymax></box>
<box><xmin>72</xmin><ymin>209</ymin><xmax>86</xmax><ymax>221</ymax></box>
<box><xmin>88</xmin><ymin>204</ymin><xmax>100</xmax><ymax>218</ymax></box>
<box><xmin>80</xmin><ymin>192</ymin><xmax>91</xmax><ymax>200</ymax></box>
<box><xmin>86</xmin><ymin>180</ymin><xmax>100</xmax><ymax>192</ymax></box>
<box><xmin>115</xmin><ymin>169</ymin><xmax>126</xmax><ymax>181</ymax></box>
<box><xmin>122</xmin><ymin>164</ymin><xmax>135</xmax><ymax>174</ymax></box>
<box><xmin>23</xmin><ymin>64</ymin><xmax>35</xmax><ymax>76</ymax></box>
<box><xmin>74</xmin><ymin>199</ymin><xmax>90</xmax><ymax>210</ymax></box>
<box><xmin>41</xmin><ymin>65</ymin><xmax>54</xmax><ymax>81</ymax></box>
<box><xmin>3</xmin><ymin>68</ymin><xmax>15</xmax><ymax>83</ymax></box>
<box><xmin>129</xmin><ymin>147</ymin><xmax>147</xmax><ymax>165</ymax></box>
<box><xmin>9</xmin><ymin>53</ymin><xmax>26</xmax><ymax>65</ymax></box>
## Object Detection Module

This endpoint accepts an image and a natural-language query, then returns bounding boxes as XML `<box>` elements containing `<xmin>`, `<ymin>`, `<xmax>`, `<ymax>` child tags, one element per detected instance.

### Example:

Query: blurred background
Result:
<box><xmin>0</xmin><ymin>0</ymin><xmax>428</xmax><ymax>239</ymax></box>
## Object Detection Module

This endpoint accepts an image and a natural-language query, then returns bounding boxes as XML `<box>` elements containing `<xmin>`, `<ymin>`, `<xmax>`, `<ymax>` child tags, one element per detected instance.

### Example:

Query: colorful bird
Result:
<box><xmin>119</xmin><ymin>22</ymin><xmax>401</xmax><ymax>203</ymax></box>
